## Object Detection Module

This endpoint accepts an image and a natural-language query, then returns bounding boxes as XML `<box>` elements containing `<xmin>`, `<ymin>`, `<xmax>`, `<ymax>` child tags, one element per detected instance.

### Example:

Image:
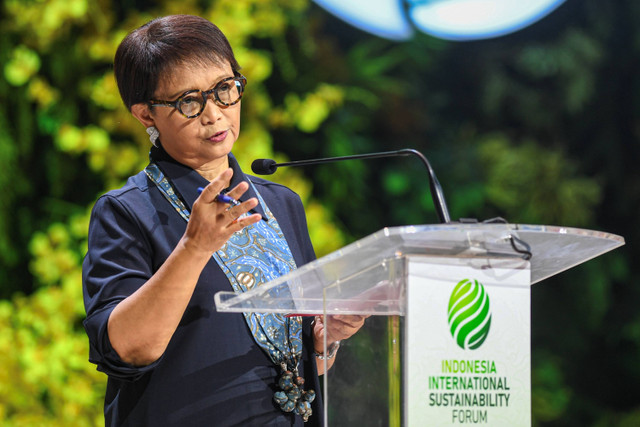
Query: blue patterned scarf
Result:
<box><xmin>144</xmin><ymin>162</ymin><xmax>303</xmax><ymax>367</ymax></box>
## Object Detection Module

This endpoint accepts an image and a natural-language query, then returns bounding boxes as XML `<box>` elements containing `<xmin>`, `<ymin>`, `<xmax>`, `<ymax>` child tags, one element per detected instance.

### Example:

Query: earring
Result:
<box><xmin>146</xmin><ymin>126</ymin><xmax>160</xmax><ymax>146</ymax></box>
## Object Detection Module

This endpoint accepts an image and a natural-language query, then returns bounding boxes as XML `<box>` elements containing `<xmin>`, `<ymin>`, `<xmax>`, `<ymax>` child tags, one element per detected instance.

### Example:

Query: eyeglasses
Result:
<box><xmin>149</xmin><ymin>73</ymin><xmax>247</xmax><ymax>118</ymax></box>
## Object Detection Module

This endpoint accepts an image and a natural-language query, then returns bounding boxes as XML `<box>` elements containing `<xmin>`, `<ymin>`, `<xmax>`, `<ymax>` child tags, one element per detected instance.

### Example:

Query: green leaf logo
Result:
<box><xmin>448</xmin><ymin>279</ymin><xmax>492</xmax><ymax>350</ymax></box>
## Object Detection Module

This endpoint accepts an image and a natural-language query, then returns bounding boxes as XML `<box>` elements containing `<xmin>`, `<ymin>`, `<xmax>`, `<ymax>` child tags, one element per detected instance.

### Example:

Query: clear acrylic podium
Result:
<box><xmin>215</xmin><ymin>223</ymin><xmax>624</xmax><ymax>426</ymax></box>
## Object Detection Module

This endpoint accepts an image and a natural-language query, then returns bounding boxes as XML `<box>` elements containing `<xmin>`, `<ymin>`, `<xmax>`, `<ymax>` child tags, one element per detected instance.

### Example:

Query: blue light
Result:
<box><xmin>408</xmin><ymin>0</ymin><xmax>567</xmax><ymax>41</ymax></box>
<box><xmin>313</xmin><ymin>0</ymin><xmax>413</xmax><ymax>40</ymax></box>
<box><xmin>313</xmin><ymin>0</ymin><xmax>567</xmax><ymax>41</ymax></box>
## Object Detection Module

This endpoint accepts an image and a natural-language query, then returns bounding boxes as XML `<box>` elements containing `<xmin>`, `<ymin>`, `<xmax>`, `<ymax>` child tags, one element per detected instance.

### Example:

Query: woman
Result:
<box><xmin>82</xmin><ymin>15</ymin><xmax>365</xmax><ymax>426</ymax></box>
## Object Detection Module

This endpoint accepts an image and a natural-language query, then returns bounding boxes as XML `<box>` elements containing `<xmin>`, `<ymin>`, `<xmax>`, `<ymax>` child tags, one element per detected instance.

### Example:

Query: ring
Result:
<box><xmin>226</xmin><ymin>208</ymin><xmax>240</xmax><ymax>224</ymax></box>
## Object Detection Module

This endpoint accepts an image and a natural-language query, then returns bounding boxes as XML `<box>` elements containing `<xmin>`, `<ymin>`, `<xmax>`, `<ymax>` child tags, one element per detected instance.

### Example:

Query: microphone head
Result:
<box><xmin>251</xmin><ymin>158</ymin><xmax>278</xmax><ymax>175</ymax></box>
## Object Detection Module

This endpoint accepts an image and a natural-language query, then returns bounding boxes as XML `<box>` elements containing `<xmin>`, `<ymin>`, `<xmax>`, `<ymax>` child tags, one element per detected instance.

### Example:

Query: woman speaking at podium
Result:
<box><xmin>82</xmin><ymin>14</ymin><xmax>365</xmax><ymax>426</ymax></box>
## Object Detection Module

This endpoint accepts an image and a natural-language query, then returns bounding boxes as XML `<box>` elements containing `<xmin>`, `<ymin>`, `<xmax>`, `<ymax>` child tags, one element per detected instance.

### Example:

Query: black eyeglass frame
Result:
<box><xmin>148</xmin><ymin>72</ymin><xmax>247</xmax><ymax>119</ymax></box>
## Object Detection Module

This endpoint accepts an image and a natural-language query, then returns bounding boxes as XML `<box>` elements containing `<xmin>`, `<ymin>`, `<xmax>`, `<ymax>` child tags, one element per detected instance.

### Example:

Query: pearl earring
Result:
<box><xmin>146</xmin><ymin>126</ymin><xmax>160</xmax><ymax>146</ymax></box>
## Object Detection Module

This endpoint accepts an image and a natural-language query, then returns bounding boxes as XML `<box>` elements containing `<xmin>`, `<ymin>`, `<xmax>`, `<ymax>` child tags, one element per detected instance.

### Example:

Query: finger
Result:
<box><xmin>330</xmin><ymin>315</ymin><xmax>367</xmax><ymax>327</ymax></box>
<box><xmin>198</xmin><ymin>169</ymin><xmax>234</xmax><ymax>204</ymax></box>
<box><xmin>225</xmin><ymin>198</ymin><xmax>259</xmax><ymax>220</ymax></box>
<box><xmin>225</xmin><ymin>181</ymin><xmax>251</xmax><ymax>200</ymax></box>
<box><xmin>315</xmin><ymin>315</ymin><xmax>368</xmax><ymax>337</ymax></box>
<box><xmin>350</xmin><ymin>314</ymin><xmax>369</xmax><ymax>323</ymax></box>
<box><xmin>227</xmin><ymin>213</ymin><xmax>261</xmax><ymax>230</ymax></box>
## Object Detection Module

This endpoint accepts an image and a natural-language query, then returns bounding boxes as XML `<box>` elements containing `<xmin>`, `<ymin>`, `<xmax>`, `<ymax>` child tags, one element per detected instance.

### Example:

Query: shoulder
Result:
<box><xmin>90</xmin><ymin>171</ymin><xmax>153</xmax><ymax>221</ymax></box>
<box><xmin>86</xmin><ymin>171</ymin><xmax>159</xmax><ymax>262</ymax></box>
<box><xmin>101</xmin><ymin>171</ymin><xmax>150</xmax><ymax>200</ymax></box>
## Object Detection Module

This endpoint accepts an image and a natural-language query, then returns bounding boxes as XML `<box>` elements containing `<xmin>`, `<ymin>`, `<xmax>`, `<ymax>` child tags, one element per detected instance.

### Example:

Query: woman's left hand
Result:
<box><xmin>312</xmin><ymin>314</ymin><xmax>368</xmax><ymax>345</ymax></box>
<box><xmin>311</xmin><ymin>314</ymin><xmax>369</xmax><ymax>374</ymax></box>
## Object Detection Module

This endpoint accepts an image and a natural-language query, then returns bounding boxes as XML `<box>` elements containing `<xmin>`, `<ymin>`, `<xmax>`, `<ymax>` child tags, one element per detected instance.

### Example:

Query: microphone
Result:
<box><xmin>251</xmin><ymin>148</ymin><xmax>451</xmax><ymax>224</ymax></box>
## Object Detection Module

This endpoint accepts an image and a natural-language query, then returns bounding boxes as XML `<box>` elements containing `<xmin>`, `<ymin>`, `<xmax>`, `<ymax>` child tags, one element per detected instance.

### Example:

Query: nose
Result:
<box><xmin>199</xmin><ymin>94</ymin><xmax>224</xmax><ymax>124</ymax></box>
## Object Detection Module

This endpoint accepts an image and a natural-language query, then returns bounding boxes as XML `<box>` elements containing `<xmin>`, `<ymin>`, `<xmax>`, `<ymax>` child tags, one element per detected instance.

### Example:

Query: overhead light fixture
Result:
<box><xmin>313</xmin><ymin>0</ymin><xmax>567</xmax><ymax>41</ymax></box>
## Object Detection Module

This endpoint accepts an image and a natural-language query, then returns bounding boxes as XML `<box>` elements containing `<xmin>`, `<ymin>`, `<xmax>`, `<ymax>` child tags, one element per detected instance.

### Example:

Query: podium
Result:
<box><xmin>215</xmin><ymin>223</ymin><xmax>624</xmax><ymax>426</ymax></box>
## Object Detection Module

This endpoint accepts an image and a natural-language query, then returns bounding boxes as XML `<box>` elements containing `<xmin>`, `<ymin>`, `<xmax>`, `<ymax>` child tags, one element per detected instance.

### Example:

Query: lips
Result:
<box><xmin>208</xmin><ymin>129</ymin><xmax>228</xmax><ymax>143</ymax></box>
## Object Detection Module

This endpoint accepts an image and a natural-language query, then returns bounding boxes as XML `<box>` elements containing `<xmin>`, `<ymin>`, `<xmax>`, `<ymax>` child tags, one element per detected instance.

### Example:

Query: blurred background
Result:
<box><xmin>0</xmin><ymin>0</ymin><xmax>638</xmax><ymax>425</ymax></box>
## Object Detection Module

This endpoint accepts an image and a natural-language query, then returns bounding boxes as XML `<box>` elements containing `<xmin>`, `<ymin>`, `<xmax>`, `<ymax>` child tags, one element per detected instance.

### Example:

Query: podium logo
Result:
<box><xmin>448</xmin><ymin>279</ymin><xmax>492</xmax><ymax>350</ymax></box>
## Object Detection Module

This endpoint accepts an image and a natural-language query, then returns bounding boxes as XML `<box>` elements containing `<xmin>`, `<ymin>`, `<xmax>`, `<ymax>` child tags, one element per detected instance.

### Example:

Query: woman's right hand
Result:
<box><xmin>108</xmin><ymin>168</ymin><xmax>261</xmax><ymax>366</ymax></box>
<box><xmin>182</xmin><ymin>168</ymin><xmax>262</xmax><ymax>257</ymax></box>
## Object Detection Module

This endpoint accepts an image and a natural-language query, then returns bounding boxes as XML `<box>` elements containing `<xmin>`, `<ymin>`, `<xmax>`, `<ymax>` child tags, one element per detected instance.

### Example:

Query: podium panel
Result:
<box><xmin>323</xmin><ymin>256</ymin><xmax>531</xmax><ymax>426</ymax></box>
<box><xmin>405</xmin><ymin>256</ymin><xmax>531</xmax><ymax>426</ymax></box>
<box><xmin>214</xmin><ymin>224</ymin><xmax>624</xmax><ymax>426</ymax></box>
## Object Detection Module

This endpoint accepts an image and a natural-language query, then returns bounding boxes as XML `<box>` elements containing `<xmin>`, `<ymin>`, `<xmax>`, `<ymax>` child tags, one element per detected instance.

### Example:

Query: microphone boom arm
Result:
<box><xmin>252</xmin><ymin>148</ymin><xmax>451</xmax><ymax>223</ymax></box>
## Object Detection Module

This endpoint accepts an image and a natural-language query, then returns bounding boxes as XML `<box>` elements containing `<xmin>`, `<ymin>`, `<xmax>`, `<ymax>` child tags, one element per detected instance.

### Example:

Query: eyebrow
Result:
<box><xmin>162</xmin><ymin>74</ymin><xmax>235</xmax><ymax>100</ymax></box>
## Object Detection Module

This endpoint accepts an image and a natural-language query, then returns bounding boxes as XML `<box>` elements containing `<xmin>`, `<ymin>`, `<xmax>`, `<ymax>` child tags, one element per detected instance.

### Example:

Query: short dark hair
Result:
<box><xmin>114</xmin><ymin>15</ymin><xmax>240</xmax><ymax>110</ymax></box>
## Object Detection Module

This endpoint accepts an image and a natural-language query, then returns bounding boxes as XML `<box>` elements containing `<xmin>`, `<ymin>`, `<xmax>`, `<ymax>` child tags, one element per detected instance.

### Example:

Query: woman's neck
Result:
<box><xmin>196</xmin><ymin>156</ymin><xmax>230</xmax><ymax>183</ymax></box>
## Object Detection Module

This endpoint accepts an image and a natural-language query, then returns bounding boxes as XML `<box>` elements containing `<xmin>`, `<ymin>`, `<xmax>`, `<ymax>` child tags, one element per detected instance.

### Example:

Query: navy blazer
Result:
<box><xmin>83</xmin><ymin>146</ymin><xmax>321</xmax><ymax>426</ymax></box>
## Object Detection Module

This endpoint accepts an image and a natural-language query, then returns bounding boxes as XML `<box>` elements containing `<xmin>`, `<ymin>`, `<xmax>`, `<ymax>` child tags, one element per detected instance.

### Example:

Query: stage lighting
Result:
<box><xmin>313</xmin><ymin>0</ymin><xmax>567</xmax><ymax>41</ymax></box>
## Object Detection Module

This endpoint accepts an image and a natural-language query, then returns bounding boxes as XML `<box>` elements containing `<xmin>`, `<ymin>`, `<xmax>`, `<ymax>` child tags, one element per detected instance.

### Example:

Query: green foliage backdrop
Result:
<box><xmin>1</xmin><ymin>0</ymin><xmax>639</xmax><ymax>425</ymax></box>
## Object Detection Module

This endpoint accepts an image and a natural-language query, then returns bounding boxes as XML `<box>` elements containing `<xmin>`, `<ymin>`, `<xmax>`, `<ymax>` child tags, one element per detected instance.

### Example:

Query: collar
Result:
<box><xmin>149</xmin><ymin>145</ymin><xmax>267</xmax><ymax>221</ymax></box>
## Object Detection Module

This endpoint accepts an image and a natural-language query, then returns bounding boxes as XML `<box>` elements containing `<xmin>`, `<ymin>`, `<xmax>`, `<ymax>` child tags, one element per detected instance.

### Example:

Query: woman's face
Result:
<box><xmin>144</xmin><ymin>60</ymin><xmax>242</xmax><ymax>177</ymax></box>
